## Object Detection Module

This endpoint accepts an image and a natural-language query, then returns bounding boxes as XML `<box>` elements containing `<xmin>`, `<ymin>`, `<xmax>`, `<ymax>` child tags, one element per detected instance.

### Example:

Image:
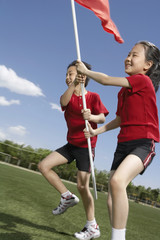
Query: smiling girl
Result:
<box><xmin>38</xmin><ymin>60</ymin><xmax>109</xmax><ymax>240</ymax></box>
<box><xmin>76</xmin><ymin>41</ymin><xmax>160</xmax><ymax>240</ymax></box>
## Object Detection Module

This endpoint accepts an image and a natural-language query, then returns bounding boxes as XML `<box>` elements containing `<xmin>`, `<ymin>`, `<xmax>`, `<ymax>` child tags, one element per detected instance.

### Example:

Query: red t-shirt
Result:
<box><xmin>62</xmin><ymin>91</ymin><xmax>109</xmax><ymax>148</ymax></box>
<box><xmin>116</xmin><ymin>74</ymin><xmax>160</xmax><ymax>142</ymax></box>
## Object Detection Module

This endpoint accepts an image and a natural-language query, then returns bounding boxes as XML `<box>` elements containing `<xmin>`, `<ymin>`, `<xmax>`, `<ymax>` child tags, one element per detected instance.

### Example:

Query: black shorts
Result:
<box><xmin>111</xmin><ymin>139</ymin><xmax>156</xmax><ymax>175</ymax></box>
<box><xmin>56</xmin><ymin>143</ymin><xmax>95</xmax><ymax>173</ymax></box>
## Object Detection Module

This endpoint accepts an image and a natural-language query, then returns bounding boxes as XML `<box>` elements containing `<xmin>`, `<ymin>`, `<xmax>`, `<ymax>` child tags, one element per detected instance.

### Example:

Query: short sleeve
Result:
<box><xmin>61</xmin><ymin>105</ymin><xmax>66</xmax><ymax>111</ymax></box>
<box><xmin>126</xmin><ymin>74</ymin><xmax>150</xmax><ymax>93</ymax></box>
<box><xmin>89</xmin><ymin>93</ymin><xmax>109</xmax><ymax>116</ymax></box>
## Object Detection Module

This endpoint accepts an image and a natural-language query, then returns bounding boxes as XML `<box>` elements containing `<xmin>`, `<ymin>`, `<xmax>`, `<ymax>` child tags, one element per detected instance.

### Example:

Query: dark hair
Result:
<box><xmin>67</xmin><ymin>60</ymin><xmax>91</xmax><ymax>87</ymax></box>
<box><xmin>136</xmin><ymin>41</ymin><xmax>160</xmax><ymax>92</ymax></box>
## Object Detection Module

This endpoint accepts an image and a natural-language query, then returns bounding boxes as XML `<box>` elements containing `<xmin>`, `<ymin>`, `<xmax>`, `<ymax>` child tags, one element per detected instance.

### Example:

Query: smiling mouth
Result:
<box><xmin>66</xmin><ymin>81</ymin><xmax>72</xmax><ymax>85</ymax></box>
<box><xmin>125</xmin><ymin>64</ymin><xmax>131</xmax><ymax>68</ymax></box>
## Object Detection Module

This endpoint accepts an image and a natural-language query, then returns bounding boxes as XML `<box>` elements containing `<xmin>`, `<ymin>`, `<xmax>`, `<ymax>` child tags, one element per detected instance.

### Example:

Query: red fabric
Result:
<box><xmin>116</xmin><ymin>74</ymin><xmax>160</xmax><ymax>142</ymax></box>
<box><xmin>62</xmin><ymin>91</ymin><xmax>109</xmax><ymax>148</ymax></box>
<box><xmin>74</xmin><ymin>0</ymin><xmax>124</xmax><ymax>43</ymax></box>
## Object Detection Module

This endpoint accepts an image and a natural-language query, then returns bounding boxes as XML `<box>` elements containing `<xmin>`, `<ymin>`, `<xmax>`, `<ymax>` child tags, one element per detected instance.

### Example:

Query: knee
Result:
<box><xmin>38</xmin><ymin>160</ymin><xmax>47</xmax><ymax>174</ymax></box>
<box><xmin>77</xmin><ymin>183</ymin><xmax>86</xmax><ymax>194</ymax></box>
<box><xmin>110</xmin><ymin>175</ymin><xmax>124</xmax><ymax>193</ymax></box>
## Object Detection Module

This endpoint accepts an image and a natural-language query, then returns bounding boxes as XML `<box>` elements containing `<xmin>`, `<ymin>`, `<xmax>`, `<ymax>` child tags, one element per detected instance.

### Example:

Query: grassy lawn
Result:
<box><xmin>0</xmin><ymin>162</ymin><xmax>160</xmax><ymax>240</ymax></box>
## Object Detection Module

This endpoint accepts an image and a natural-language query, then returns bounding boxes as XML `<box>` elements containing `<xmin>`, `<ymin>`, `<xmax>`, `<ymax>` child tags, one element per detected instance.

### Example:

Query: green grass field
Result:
<box><xmin>0</xmin><ymin>162</ymin><xmax>160</xmax><ymax>240</ymax></box>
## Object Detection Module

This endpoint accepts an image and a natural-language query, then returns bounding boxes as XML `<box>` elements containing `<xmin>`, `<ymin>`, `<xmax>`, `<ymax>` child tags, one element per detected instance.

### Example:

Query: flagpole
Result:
<box><xmin>70</xmin><ymin>0</ymin><xmax>97</xmax><ymax>200</ymax></box>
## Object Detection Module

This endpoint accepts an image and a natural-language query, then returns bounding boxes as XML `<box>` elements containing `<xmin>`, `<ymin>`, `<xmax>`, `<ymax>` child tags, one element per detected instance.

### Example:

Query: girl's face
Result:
<box><xmin>66</xmin><ymin>66</ymin><xmax>77</xmax><ymax>86</ymax></box>
<box><xmin>124</xmin><ymin>44</ymin><xmax>151</xmax><ymax>76</ymax></box>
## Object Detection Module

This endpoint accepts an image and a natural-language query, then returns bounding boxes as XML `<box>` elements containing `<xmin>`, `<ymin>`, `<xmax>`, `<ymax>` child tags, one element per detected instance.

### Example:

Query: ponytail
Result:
<box><xmin>147</xmin><ymin>63</ymin><xmax>160</xmax><ymax>92</ymax></box>
<box><xmin>137</xmin><ymin>41</ymin><xmax>160</xmax><ymax>92</ymax></box>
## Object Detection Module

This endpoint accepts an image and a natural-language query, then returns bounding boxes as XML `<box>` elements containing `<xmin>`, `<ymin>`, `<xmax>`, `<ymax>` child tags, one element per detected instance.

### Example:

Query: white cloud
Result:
<box><xmin>8</xmin><ymin>125</ymin><xmax>27</xmax><ymax>137</ymax></box>
<box><xmin>0</xmin><ymin>96</ymin><xmax>20</xmax><ymax>106</ymax></box>
<box><xmin>0</xmin><ymin>65</ymin><xmax>44</xmax><ymax>97</ymax></box>
<box><xmin>50</xmin><ymin>102</ymin><xmax>62</xmax><ymax>112</ymax></box>
<box><xmin>0</xmin><ymin>129</ymin><xmax>7</xmax><ymax>140</ymax></box>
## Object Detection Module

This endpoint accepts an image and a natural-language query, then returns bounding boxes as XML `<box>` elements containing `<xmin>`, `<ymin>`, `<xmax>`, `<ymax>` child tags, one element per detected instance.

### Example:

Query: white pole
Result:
<box><xmin>70</xmin><ymin>0</ymin><xmax>97</xmax><ymax>199</ymax></box>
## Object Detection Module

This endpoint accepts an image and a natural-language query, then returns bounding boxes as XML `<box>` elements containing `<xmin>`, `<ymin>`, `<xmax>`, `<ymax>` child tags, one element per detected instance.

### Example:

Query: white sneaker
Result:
<box><xmin>52</xmin><ymin>194</ymin><xmax>79</xmax><ymax>215</ymax></box>
<box><xmin>74</xmin><ymin>224</ymin><xmax>100</xmax><ymax>240</ymax></box>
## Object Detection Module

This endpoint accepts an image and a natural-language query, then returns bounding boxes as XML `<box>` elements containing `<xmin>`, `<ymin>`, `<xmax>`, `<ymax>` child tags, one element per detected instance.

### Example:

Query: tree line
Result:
<box><xmin>0</xmin><ymin>140</ymin><xmax>159</xmax><ymax>207</ymax></box>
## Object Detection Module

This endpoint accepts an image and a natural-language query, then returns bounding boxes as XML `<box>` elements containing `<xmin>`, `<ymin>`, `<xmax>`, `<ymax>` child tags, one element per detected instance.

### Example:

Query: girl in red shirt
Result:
<box><xmin>76</xmin><ymin>41</ymin><xmax>160</xmax><ymax>240</ymax></box>
<box><xmin>38</xmin><ymin>60</ymin><xmax>109</xmax><ymax>240</ymax></box>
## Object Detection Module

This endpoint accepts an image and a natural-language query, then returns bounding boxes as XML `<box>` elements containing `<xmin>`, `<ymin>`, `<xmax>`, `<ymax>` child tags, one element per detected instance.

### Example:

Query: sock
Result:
<box><xmin>61</xmin><ymin>190</ymin><xmax>72</xmax><ymax>198</ymax></box>
<box><xmin>111</xmin><ymin>228</ymin><xmax>126</xmax><ymax>240</ymax></box>
<box><xmin>85</xmin><ymin>218</ymin><xmax>97</xmax><ymax>228</ymax></box>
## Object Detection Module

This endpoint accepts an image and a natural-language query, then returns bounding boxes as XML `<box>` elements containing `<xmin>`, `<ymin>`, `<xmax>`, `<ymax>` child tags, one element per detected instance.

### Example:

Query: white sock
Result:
<box><xmin>61</xmin><ymin>190</ymin><xmax>72</xmax><ymax>198</ymax></box>
<box><xmin>111</xmin><ymin>228</ymin><xmax>126</xmax><ymax>240</ymax></box>
<box><xmin>85</xmin><ymin>218</ymin><xmax>97</xmax><ymax>228</ymax></box>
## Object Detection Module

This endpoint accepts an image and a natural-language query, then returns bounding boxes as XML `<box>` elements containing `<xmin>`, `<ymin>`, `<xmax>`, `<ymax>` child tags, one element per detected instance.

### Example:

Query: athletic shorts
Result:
<box><xmin>56</xmin><ymin>143</ymin><xmax>95</xmax><ymax>173</ymax></box>
<box><xmin>111</xmin><ymin>138</ymin><xmax>156</xmax><ymax>175</ymax></box>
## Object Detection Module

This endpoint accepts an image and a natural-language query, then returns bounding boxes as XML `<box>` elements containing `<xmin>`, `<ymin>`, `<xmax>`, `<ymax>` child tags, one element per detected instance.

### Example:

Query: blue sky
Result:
<box><xmin>0</xmin><ymin>0</ymin><xmax>159</xmax><ymax>189</ymax></box>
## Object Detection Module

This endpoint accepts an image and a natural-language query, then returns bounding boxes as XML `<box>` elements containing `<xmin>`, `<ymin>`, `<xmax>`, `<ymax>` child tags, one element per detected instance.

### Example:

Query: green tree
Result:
<box><xmin>96</xmin><ymin>170</ymin><xmax>109</xmax><ymax>192</ymax></box>
<box><xmin>127</xmin><ymin>182</ymin><xmax>135</xmax><ymax>195</ymax></box>
<box><xmin>151</xmin><ymin>189</ymin><xmax>159</xmax><ymax>201</ymax></box>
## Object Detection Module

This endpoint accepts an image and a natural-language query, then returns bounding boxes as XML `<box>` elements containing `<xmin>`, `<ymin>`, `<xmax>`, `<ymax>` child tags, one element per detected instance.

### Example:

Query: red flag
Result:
<box><xmin>74</xmin><ymin>0</ymin><xmax>124</xmax><ymax>43</ymax></box>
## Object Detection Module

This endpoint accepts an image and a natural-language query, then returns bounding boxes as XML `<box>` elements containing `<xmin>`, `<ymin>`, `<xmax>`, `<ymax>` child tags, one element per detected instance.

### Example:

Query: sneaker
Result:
<box><xmin>52</xmin><ymin>194</ymin><xmax>79</xmax><ymax>215</ymax></box>
<box><xmin>74</xmin><ymin>224</ymin><xmax>100</xmax><ymax>240</ymax></box>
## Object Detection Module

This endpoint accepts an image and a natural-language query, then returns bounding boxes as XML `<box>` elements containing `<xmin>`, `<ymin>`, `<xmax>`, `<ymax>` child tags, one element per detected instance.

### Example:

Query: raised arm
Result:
<box><xmin>60</xmin><ymin>73</ymin><xmax>86</xmax><ymax>107</ymax></box>
<box><xmin>76</xmin><ymin>61</ymin><xmax>131</xmax><ymax>88</ymax></box>
<box><xmin>60</xmin><ymin>80</ymin><xmax>77</xmax><ymax>107</ymax></box>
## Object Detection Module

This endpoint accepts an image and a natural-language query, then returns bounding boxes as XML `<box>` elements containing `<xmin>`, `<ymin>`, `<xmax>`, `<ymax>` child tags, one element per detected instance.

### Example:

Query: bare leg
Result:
<box><xmin>107</xmin><ymin>171</ymin><xmax>115</xmax><ymax>225</ymax></box>
<box><xmin>77</xmin><ymin>171</ymin><xmax>95</xmax><ymax>221</ymax></box>
<box><xmin>110</xmin><ymin>154</ymin><xmax>144</xmax><ymax>229</ymax></box>
<box><xmin>74</xmin><ymin>172</ymin><xmax>100</xmax><ymax>239</ymax></box>
<box><xmin>38</xmin><ymin>151</ymin><xmax>68</xmax><ymax>194</ymax></box>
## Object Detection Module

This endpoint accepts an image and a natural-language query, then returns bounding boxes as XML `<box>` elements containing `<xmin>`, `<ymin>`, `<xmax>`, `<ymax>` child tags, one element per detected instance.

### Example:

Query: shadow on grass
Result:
<box><xmin>0</xmin><ymin>212</ymin><xmax>74</xmax><ymax>240</ymax></box>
